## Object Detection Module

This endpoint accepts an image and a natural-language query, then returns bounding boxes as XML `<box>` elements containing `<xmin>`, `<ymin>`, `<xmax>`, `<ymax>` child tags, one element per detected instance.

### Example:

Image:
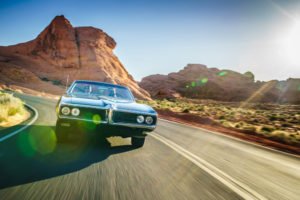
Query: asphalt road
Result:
<box><xmin>0</xmin><ymin>94</ymin><xmax>299</xmax><ymax>200</ymax></box>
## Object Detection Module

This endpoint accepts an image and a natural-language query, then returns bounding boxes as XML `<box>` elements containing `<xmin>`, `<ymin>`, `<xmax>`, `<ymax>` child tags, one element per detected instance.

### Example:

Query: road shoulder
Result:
<box><xmin>157</xmin><ymin>110</ymin><xmax>300</xmax><ymax>156</ymax></box>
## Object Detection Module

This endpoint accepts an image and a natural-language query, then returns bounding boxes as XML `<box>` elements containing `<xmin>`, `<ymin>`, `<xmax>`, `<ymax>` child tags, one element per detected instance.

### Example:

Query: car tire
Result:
<box><xmin>132</xmin><ymin>137</ymin><xmax>145</xmax><ymax>148</ymax></box>
<box><xmin>56</xmin><ymin>121</ymin><xmax>68</xmax><ymax>143</ymax></box>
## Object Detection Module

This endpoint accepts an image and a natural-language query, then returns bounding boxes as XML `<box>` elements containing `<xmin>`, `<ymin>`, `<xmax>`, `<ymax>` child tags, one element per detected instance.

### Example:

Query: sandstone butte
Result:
<box><xmin>0</xmin><ymin>15</ymin><xmax>151</xmax><ymax>100</ymax></box>
<box><xmin>139</xmin><ymin>64</ymin><xmax>300</xmax><ymax>104</ymax></box>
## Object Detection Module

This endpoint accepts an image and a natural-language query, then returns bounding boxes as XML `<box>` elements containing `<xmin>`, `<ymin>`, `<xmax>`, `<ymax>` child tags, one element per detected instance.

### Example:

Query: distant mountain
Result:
<box><xmin>139</xmin><ymin>64</ymin><xmax>300</xmax><ymax>104</ymax></box>
<box><xmin>0</xmin><ymin>15</ymin><xmax>150</xmax><ymax>99</ymax></box>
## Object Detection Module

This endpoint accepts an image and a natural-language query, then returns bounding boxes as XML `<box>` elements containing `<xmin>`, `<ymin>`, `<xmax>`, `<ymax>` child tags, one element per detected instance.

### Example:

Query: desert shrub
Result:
<box><xmin>242</xmin><ymin>125</ymin><xmax>256</xmax><ymax>132</ymax></box>
<box><xmin>281</xmin><ymin>123</ymin><xmax>291</xmax><ymax>128</ymax></box>
<box><xmin>221</xmin><ymin>121</ymin><xmax>235</xmax><ymax>128</ymax></box>
<box><xmin>195</xmin><ymin>106</ymin><xmax>204</xmax><ymax>111</ymax></box>
<box><xmin>0</xmin><ymin>92</ymin><xmax>25</xmax><ymax>123</ymax></box>
<box><xmin>268</xmin><ymin>115</ymin><xmax>277</xmax><ymax>121</ymax></box>
<box><xmin>182</xmin><ymin>108</ymin><xmax>190</xmax><ymax>113</ymax></box>
<box><xmin>244</xmin><ymin>71</ymin><xmax>255</xmax><ymax>81</ymax></box>
<box><xmin>40</xmin><ymin>77</ymin><xmax>50</xmax><ymax>82</ymax></box>
<box><xmin>269</xmin><ymin>130</ymin><xmax>299</xmax><ymax>144</ymax></box>
<box><xmin>0</xmin><ymin>93</ymin><xmax>10</xmax><ymax>104</ymax></box>
<box><xmin>259</xmin><ymin>125</ymin><xmax>275</xmax><ymax>133</ymax></box>
<box><xmin>52</xmin><ymin>80</ymin><xmax>62</xmax><ymax>85</ymax></box>
<box><xmin>251</xmin><ymin>118</ymin><xmax>259</xmax><ymax>123</ymax></box>
<box><xmin>218</xmin><ymin>115</ymin><xmax>225</xmax><ymax>120</ymax></box>
<box><xmin>234</xmin><ymin>123</ymin><xmax>241</xmax><ymax>128</ymax></box>
<box><xmin>274</xmin><ymin>115</ymin><xmax>286</xmax><ymax>121</ymax></box>
<box><xmin>270</xmin><ymin>130</ymin><xmax>287</xmax><ymax>138</ymax></box>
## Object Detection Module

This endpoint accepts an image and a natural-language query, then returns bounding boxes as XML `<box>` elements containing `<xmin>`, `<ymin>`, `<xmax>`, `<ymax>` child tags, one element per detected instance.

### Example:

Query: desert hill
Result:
<box><xmin>0</xmin><ymin>15</ymin><xmax>150</xmax><ymax>99</ymax></box>
<box><xmin>139</xmin><ymin>64</ymin><xmax>300</xmax><ymax>104</ymax></box>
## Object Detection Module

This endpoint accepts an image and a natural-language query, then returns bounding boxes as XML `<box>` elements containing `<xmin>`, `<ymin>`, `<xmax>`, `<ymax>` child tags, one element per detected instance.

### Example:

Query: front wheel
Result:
<box><xmin>132</xmin><ymin>137</ymin><xmax>145</xmax><ymax>148</ymax></box>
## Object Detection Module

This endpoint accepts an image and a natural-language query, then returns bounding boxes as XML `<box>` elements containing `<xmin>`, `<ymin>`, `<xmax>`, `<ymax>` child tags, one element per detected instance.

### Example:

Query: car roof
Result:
<box><xmin>73</xmin><ymin>80</ymin><xmax>128</xmax><ymax>89</ymax></box>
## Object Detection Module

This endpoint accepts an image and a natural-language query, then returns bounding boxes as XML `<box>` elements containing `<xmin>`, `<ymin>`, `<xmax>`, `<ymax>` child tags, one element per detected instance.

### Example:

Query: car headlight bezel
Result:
<box><xmin>137</xmin><ymin>115</ymin><xmax>145</xmax><ymax>123</ymax></box>
<box><xmin>145</xmin><ymin>116</ymin><xmax>153</xmax><ymax>125</ymax></box>
<box><xmin>71</xmin><ymin>108</ymin><xmax>80</xmax><ymax>116</ymax></box>
<box><xmin>61</xmin><ymin>106</ymin><xmax>71</xmax><ymax>115</ymax></box>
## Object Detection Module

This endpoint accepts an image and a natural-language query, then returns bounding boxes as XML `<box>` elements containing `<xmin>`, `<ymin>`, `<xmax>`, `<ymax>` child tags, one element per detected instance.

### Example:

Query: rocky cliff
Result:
<box><xmin>139</xmin><ymin>64</ymin><xmax>300</xmax><ymax>104</ymax></box>
<box><xmin>0</xmin><ymin>15</ymin><xmax>150</xmax><ymax>99</ymax></box>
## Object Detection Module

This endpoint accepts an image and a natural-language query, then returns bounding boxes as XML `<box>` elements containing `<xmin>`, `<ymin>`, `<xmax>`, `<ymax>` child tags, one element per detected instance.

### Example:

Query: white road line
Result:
<box><xmin>159</xmin><ymin>118</ymin><xmax>300</xmax><ymax>159</ymax></box>
<box><xmin>149</xmin><ymin>132</ymin><xmax>267</xmax><ymax>200</ymax></box>
<box><xmin>0</xmin><ymin>104</ymin><xmax>38</xmax><ymax>142</ymax></box>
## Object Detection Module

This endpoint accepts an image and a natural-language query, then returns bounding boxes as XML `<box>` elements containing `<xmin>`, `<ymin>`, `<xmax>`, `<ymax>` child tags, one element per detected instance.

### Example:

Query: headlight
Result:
<box><xmin>71</xmin><ymin>108</ymin><xmax>80</xmax><ymax>116</ymax></box>
<box><xmin>61</xmin><ymin>107</ymin><xmax>70</xmax><ymax>115</ymax></box>
<box><xmin>137</xmin><ymin>115</ymin><xmax>144</xmax><ymax>123</ymax></box>
<box><xmin>145</xmin><ymin>116</ymin><xmax>153</xmax><ymax>124</ymax></box>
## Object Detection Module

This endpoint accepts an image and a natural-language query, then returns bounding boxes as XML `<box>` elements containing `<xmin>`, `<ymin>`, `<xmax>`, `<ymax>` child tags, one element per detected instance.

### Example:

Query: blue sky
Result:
<box><xmin>0</xmin><ymin>0</ymin><xmax>300</xmax><ymax>81</ymax></box>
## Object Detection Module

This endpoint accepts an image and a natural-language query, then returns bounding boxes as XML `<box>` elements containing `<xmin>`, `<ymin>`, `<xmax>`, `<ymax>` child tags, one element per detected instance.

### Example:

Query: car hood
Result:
<box><xmin>110</xmin><ymin>102</ymin><xmax>157</xmax><ymax>114</ymax></box>
<box><xmin>61</xmin><ymin>95</ymin><xmax>107</xmax><ymax>107</ymax></box>
<box><xmin>61</xmin><ymin>95</ymin><xmax>156</xmax><ymax>114</ymax></box>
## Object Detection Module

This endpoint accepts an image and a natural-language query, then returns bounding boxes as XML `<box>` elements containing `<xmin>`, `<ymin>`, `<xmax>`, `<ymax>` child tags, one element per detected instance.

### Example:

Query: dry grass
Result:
<box><xmin>139</xmin><ymin>98</ymin><xmax>300</xmax><ymax>145</ymax></box>
<box><xmin>0</xmin><ymin>91</ymin><xmax>28</xmax><ymax>127</ymax></box>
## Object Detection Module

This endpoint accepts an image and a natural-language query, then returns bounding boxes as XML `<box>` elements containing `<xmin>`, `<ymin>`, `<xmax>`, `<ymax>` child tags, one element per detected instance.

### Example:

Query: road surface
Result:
<box><xmin>0</xmin><ymin>93</ymin><xmax>299</xmax><ymax>200</ymax></box>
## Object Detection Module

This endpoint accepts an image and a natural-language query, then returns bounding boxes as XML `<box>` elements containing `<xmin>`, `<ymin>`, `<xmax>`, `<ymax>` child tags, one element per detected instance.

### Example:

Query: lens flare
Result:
<box><xmin>78</xmin><ymin>112</ymin><xmax>98</xmax><ymax>131</ymax></box>
<box><xmin>240</xmin><ymin>81</ymin><xmax>276</xmax><ymax>108</ymax></box>
<box><xmin>17</xmin><ymin>132</ymin><xmax>36</xmax><ymax>157</ymax></box>
<box><xmin>29</xmin><ymin>126</ymin><xmax>57</xmax><ymax>155</ymax></box>
<box><xmin>201</xmin><ymin>78</ymin><xmax>208</xmax><ymax>84</ymax></box>
<box><xmin>17</xmin><ymin>126</ymin><xmax>57</xmax><ymax>156</ymax></box>
<box><xmin>92</xmin><ymin>114</ymin><xmax>102</xmax><ymax>124</ymax></box>
<box><xmin>218</xmin><ymin>71</ymin><xmax>227</xmax><ymax>76</ymax></box>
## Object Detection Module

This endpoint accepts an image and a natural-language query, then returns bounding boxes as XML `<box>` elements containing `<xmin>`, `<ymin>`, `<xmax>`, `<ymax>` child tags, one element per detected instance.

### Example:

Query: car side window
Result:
<box><xmin>72</xmin><ymin>83</ymin><xmax>90</xmax><ymax>94</ymax></box>
<box><xmin>116</xmin><ymin>88</ymin><xmax>132</xmax><ymax>99</ymax></box>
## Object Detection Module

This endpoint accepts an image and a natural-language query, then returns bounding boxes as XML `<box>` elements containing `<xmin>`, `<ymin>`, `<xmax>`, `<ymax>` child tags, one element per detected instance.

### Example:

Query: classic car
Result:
<box><xmin>55</xmin><ymin>80</ymin><xmax>157</xmax><ymax>147</ymax></box>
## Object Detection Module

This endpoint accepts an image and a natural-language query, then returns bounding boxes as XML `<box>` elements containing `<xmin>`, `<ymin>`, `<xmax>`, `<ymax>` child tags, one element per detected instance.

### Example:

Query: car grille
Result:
<box><xmin>78</xmin><ymin>107</ymin><xmax>108</xmax><ymax>122</ymax></box>
<box><xmin>112</xmin><ymin>111</ymin><xmax>156</xmax><ymax>125</ymax></box>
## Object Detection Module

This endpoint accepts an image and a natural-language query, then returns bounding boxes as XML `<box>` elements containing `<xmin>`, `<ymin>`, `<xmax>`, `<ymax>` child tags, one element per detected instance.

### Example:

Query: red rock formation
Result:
<box><xmin>0</xmin><ymin>15</ymin><xmax>150</xmax><ymax>99</ymax></box>
<box><xmin>140</xmin><ymin>64</ymin><xmax>300</xmax><ymax>104</ymax></box>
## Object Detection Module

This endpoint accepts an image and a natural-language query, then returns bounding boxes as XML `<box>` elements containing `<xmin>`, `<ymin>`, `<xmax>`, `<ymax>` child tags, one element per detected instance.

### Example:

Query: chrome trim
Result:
<box><xmin>68</xmin><ymin>83</ymin><xmax>76</xmax><ymax>94</ymax></box>
<box><xmin>108</xmin><ymin>108</ymin><xmax>113</xmax><ymax>124</ymax></box>
<box><xmin>60</xmin><ymin>103</ymin><xmax>110</xmax><ymax>110</ymax></box>
<box><xmin>110</xmin><ymin>122</ymin><xmax>156</xmax><ymax>130</ymax></box>
<box><xmin>58</xmin><ymin>115</ymin><xmax>108</xmax><ymax>124</ymax></box>
<box><xmin>112</xmin><ymin>109</ymin><xmax>157</xmax><ymax>116</ymax></box>
<box><xmin>59</xmin><ymin>104</ymin><xmax>156</xmax><ymax>116</ymax></box>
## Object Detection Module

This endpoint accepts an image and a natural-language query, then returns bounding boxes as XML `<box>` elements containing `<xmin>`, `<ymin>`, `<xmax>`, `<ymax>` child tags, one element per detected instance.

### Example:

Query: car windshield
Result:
<box><xmin>69</xmin><ymin>82</ymin><xmax>134</xmax><ymax>102</ymax></box>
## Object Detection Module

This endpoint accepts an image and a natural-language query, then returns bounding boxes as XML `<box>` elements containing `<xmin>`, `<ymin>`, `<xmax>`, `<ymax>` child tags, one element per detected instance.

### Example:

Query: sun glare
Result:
<box><xmin>284</xmin><ymin>21</ymin><xmax>300</xmax><ymax>65</ymax></box>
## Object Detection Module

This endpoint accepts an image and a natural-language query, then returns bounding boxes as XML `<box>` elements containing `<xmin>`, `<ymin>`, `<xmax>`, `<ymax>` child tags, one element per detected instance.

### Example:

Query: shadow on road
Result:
<box><xmin>0</xmin><ymin>125</ymin><xmax>136</xmax><ymax>189</ymax></box>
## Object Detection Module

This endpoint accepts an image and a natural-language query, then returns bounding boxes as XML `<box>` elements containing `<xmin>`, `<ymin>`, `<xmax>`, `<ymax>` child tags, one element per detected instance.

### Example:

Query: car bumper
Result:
<box><xmin>57</xmin><ymin>116</ymin><xmax>156</xmax><ymax>134</ymax></box>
